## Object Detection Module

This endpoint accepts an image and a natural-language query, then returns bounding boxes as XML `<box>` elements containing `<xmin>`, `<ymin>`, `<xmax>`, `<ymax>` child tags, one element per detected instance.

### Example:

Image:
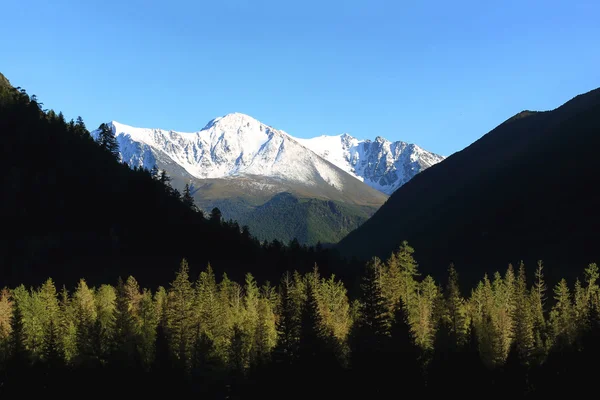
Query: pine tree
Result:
<box><xmin>352</xmin><ymin>256</ymin><xmax>391</xmax><ymax>371</ymax></box>
<box><xmin>550</xmin><ymin>279</ymin><xmax>573</xmax><ymax>349</ymax></box>
<box><xmin>273</xmin><ymin>272</ymin><xmax>300</xmax><ymax>365</ymax></box>
<box><xmin>297</xmin><ymin>278</ymin><xmax>327</xmax><ymax>364</ymax></box>
<box><xmin>58</xmin><ymin>287</ymin><xmax>77</xmax><ymax>363</ymax></box>
<box><xmin>512</xmin><ymin>262</ymin><xmax>534</xmax><ymax>365</ymax></box>
<box><xmin>250</xmin><ymin>295</ymin><xmax>277</xmax><ymax>369</ymax></box>
<box><xmin>380</xmin><ymin>250</ymin><xmax>402</xmax><ymax>316</ymax></box>
<box><xmin>167</xmin><ymin>259</ymin><xmax>195</xmax><ymax>371</ymax></box>
<box><xmin>573</xmin><ymin>279</ymin><xmax>588</xmax><ymax>341</ymax></box>
<box><xmin>396</xmin><ymin>241</ymin><xmax>420</xmax><ymax>311</ymax></box>
<box><xmin>0</xmin><ymin>288</ymin><xmax>12</xmax><ymax>362</ymax></box>
<box><xmin>317</xmin><ymin>275</ymin><xmax>351</xmax><ymax>344</ymax></box>
<box><xmin>8</xmin><ymin>291</ymin><xmax>28</xmax><ymax>367</ymax></box>
<box><xmin>359</xmin><ymin>257</ymin><xmax>390</xmax><ymax>339</ymax></box>
<box><xmin>12</xmin><ymin>286</ymin><xmax>44</xmax><ymax>359</ymax></box>
<box><xmin>72</xmin><ymin>279</ymin><xmax>97</xmax><ymax>360</ymax></box>
<box><xmin>138</xmin><ymin>288</ymin><xmax>157</xmax><ymax>368</ymax></box>
<box><xmin>182</xmin><ymin>183</ymin><xmax>197</xmax><ymax>211</ymax></box>
<box><xmin>39</xmin><ymin>279</ymin><xmax>62</xmax><ymax>364</ymax></box>
<box><xmin>95</xmin><ymin>284</ymin><xmax>116</xmax><ymax>358</ymax></box>
<box><xmin>413</xmin><ymin>275</ymin><xmax>439</xmax><ymax>350</ymax></box>
<box><xmin>113</xmin><ymin>278</ymin><xmax>139</xmax><ymax>364</ymax></box>
<box><xmin>75</xmin><ymin>116</ymin><xmax>89</xmax><ymax>138</ymax></box>
<box><xmin>530</xmin><ymin>261</ymin><xmax>548</xmax><ymax>361</ymax></box>
<box><xmin>96</xmin><ymin>122</ymin><xmax>120</xmax><ymax>159</ymax></box>
<box><xmin>210</xmin><ymin>207</ymin><xmax>222</xmax><ymax>224</ymax></box>
<box><xmin>445</xmin><ymin>264</ymin><xmax>467</xmax><ymax>348</ymax></box>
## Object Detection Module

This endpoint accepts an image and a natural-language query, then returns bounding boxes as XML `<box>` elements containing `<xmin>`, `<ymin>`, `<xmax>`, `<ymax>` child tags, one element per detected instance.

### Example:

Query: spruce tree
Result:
<box><xmin>352</xmin><ymin>256</ymin><xmax>391</xmax><ymax>375</ymax></box>
<box><xmin>72</xmin><ymin>279</ymin><xmax>98</xmax><ymax>361</ymax></box>
<box><xmin>58</xmin><ymin>287</ymin><xmax>77</xmax><ymax>363</ymax></box>
<box><xmin>167</xmin><ymin>259</ymin><xmax>195</xmax><ymax>371</ymax></box>
<box><xmin>414</xmin><ymin>275</ymin><xmax>439</xmax><ymax>350</ymax></box>
<box><xmin>75</xmin><ymin>116</ymin><xmax>89</xmax><ymax>138</ymax></box>
<box><xmin>512</xmin><ymin>262</ymin><xmax>534</xmax><ymax>365</ymax></box>
<box><xmin>445</xmin><ymin>264</ymin><xmax>467</xmax><ymax>348</ymax></box>
<box><xmin>297</xmin><ymin>278</ymin><xmax>326</xmax><ymax>364</ymax></box>
<box><xmin>0</xmin><ymin>289</ymin><xmax>12</xmax><ymax>362</ymax></box>
<box><xmin>94</xmin><ymin>284</ymin><xmax>116</xmax><ymax>358</ymax></box>
<box><xmin>182</xmin><ymin>183</ymin><xmax>197</xmax><ymax>211</ymax></box>
<box><xmin>39</xmin><ymin>279</ymin><xmax>62</xmax><ymax>364</ymax></box>
<box><xmin>96</xmin><ymin>122</ymin><xmax>120</xmax><ymax>159</ymax></box>
<box><xmin>550</xmin><ymin>279</ymin><xmax>573</xmax><ymax>349</ymax></box>
<box><xmin>210</xmin><ymin>207</ymin><xmax>222</xmax><ymax>224</ymax></box>
<box><xmin>139</xmin><ymin>288</ymin><xmax>157</xmax><ymax>368</ymax></box>
<box><xmin>113</xmin><ymin>278</ymin><xmax>139</xmax><ymax>365</ymax></box>
<box><xmin>396</xmin><ymin>241</ymin><xmax>420</xmax><ymax>311</ymax></box>
<box><xmin>530</xmin><ymin>261</ymin><xmax>548</xmax><ymax>362</ymax></box>
<box><xmin>359</xmin><ymin>257</ymin><xmax>390</xmax><ymax>340</ymax></box>
<box><xmin>273</xmin><ymin>272</ymin><xmax>300</xmax><ymax>365</ymax></box>
<box><xmin>8</xmin><ymin>292</ymin><xmax>28</xmax><ymax>367</ymax></box>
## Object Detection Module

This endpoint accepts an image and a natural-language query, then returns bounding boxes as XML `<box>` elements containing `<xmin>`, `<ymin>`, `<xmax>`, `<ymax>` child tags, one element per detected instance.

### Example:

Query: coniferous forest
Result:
<box><xmin>1</xmin><ymin>252</ymin><xmax>599</xmax><ymax>397</ymax></box>
<box><xmin>2</xmin><ymin>76</ymin><xmax>600</xmax><ymax>397</ymax></box>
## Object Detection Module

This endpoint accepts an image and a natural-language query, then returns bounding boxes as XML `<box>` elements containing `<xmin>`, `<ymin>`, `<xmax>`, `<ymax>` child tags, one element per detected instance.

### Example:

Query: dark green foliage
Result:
<box><xmin>273</xmin><ymin>273</ymin><xmax>299</xmax><ymax>365</ymax></box>
<box><xmin>356</xmin><ymin>257</ymin><xmax>390</xmax><ymax>341</ymax></box>
<box><xmin>96</xmin><ymin>122</ymin><xmax>120</xmax><ymax>159</ymax></box>
<box><xmin>181</xmin><ymin>183</ymin><xmax>197</xmax><ymax>211</ymax></box>
<box><xmin>222</xmin><ymin>192</ymin><xmax>377</xmax><ymax>245</ymax></box>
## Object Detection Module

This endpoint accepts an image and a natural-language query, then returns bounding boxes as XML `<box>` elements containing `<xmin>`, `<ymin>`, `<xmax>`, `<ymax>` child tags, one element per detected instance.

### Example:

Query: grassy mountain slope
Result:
<box><xmin>338</xmin><ymin>87</ymin><xmax>600</xmax><ymax>284</ymax></box>
<box><xmin>223</xmin><ymin>192</ymin><xmax>377</xmax><ymax>244</ymax></box>
<box><xmin>166</xmin><ymin>173</ymin><xmax>386</xmax><ymax>245</ymax></box>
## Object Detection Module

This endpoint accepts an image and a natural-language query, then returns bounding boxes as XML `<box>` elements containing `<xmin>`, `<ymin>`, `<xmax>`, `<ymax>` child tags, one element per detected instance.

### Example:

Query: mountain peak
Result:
<box><xmin>203</xmin><ymin>112</ymin><xmax>264</xmax><ymax>131</ymax></box>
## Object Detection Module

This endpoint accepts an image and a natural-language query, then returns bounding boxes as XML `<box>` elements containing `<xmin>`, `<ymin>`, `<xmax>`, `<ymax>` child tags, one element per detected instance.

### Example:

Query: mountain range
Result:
<box><xmin>97</xmin><ymin>114</ymin><xmax>442</xmax><ymax>244</ymax></box>
<box><xmin>338</xmin><ymin>87</ymin><xmax>600</xmax><ymax>285</ymax></box>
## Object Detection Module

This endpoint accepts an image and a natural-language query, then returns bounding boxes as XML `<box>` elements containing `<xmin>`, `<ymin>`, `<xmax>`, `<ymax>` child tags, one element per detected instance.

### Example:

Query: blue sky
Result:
<box><xmin>1</xmin><ymin>0</ymin><xmax>599</xmax><ymax>155</ymax></box>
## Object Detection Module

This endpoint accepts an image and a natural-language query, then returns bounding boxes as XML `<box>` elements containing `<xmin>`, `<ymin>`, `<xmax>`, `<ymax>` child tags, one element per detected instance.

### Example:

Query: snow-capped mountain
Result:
<box><xmin>296</xmin><ymin>134</ymin><xmax>444</xmax><ymax>195</ymax></box>
<box><xmin>97</xmin><ymin>113</ymin><xmax>442</xmax><ymax>196</ymax></box>
<box><xmin>105</xmin><ymin>113</ymin><xmax>351</xmax><ymax>192</ymax></box>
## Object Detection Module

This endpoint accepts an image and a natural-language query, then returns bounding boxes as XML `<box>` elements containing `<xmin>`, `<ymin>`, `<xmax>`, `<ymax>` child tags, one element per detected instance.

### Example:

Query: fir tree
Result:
<box><xmin>445</xmin><ymin>264</ymin><xmax>467</xmax><ymax>348</ymax></box>
<box><xmin>39</xmin><ymin>279</ymin><xmax>62</xmax><ymax>363</ymax></box>
<box><xmin>550</xmin><ymin>279</ymin><xmax>573</xmax><ymax>349</ymax></box>
<box><xmin>58</xmin><ymin>287</ymin><xmax>77</xmax><ymax>363</ymax></box>
<box><xmin>96</xmin><ymin>122</ymin><xmax>120</xmax><ymax>159</ymax></box>
<box><xmin>167</xmin><ymin>259</ymin><xmax>195</xmax><ymax>371</ymax></box>
<box><xmin>95</xmin><ymin>284</ymin><xmax>116</xmax><ymax>358</ymax></box>
<box><xmin>182</xmin><ymin>183</ymin><xmax>197</xmax><ymax>211</ymax></box>
<box><xmin>512</xmin><ymin>262</ymin><xmax>534</xmax><ymax>365</ymax></box>
<box><xmin>359</xmin><ymin>257</ymin><xmax>390</xmax><ymax>339</ymax></box>
<box><xmin>72</xmin><ymin>279</ymin><xmax>97</xmax><ymax>360</ymax></box>
<box><xmin>273</xmin><ymin>272</ymin><xmax>300</xmax><ymax>365</ymax></box>
<box><xmin>530</xmin><ymin>261</ymin><xmax>548</xmax><ymax>362</ymax></box>
<box><xmin>139</xmin><ymin>288</ymin><xmax>157</xmax><ymax>368</ymax></box>
<box><xmin>210</xmin><ymin>207</ymin><xmax>222</xmax><ymax>224</ymax></box>
<box><xmin>8</xmin><ymin>292</ymin><xmax>28</xmax><ymax>367</ymax></box>
<box><xmin>0</xmin><ymin>288</ymin><xmax>12</xmax><ymax>361</ymax></box>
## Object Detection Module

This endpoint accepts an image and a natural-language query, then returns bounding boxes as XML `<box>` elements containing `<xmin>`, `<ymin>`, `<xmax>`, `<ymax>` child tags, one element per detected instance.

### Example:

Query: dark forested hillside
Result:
<box><xmin>0</xmin><ymin>74</ymin><xmax>338</xmax><ymax>288</ymax></box>
<box><xmin>338</xmin><ymin>87</ymin><xmax>600</xmax><ymax>285</ymax></box>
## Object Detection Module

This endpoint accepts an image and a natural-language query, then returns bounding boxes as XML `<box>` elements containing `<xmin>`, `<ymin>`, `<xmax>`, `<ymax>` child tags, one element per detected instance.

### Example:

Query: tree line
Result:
<box><xmin>1</xmin><ymin>243</ymin><xmax>598</xmax><ymax>396</ymax></box>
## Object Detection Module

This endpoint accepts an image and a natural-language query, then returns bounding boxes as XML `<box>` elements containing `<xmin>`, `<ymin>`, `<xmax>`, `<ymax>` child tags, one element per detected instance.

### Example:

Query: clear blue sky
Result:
<box><xmin>1</xmin><ymin>0</ymin><xmax>599</xmax><ymax>155</ymax></box>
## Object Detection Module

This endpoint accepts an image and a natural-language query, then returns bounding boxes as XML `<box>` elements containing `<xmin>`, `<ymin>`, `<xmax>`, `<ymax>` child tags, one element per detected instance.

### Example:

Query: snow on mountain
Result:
<box><xmin>95</xmin><ymin>113</ymin><xmax>443</xmax><ymax>195</ymax></box>
<box><xmin>296</xmin><ymin>134</ymin><xmax>444</xmax><ymax>195</ymax></box>
<box><xmin>101</xmin><ymin>113</ymin><xmax>348</xmax><ymax>191</ymax></box>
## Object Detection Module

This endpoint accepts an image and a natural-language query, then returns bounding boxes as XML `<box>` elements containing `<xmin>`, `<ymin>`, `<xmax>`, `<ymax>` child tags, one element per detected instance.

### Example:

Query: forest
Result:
<box><xmin>2</xmin><ymin>75</ymin><xmax>599</xmax><ymax>398</ymax></box>
<box><xmin>1</xmin><ymin>245</ymin><xmax>599</xmax><ymax>397</ymax></box>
